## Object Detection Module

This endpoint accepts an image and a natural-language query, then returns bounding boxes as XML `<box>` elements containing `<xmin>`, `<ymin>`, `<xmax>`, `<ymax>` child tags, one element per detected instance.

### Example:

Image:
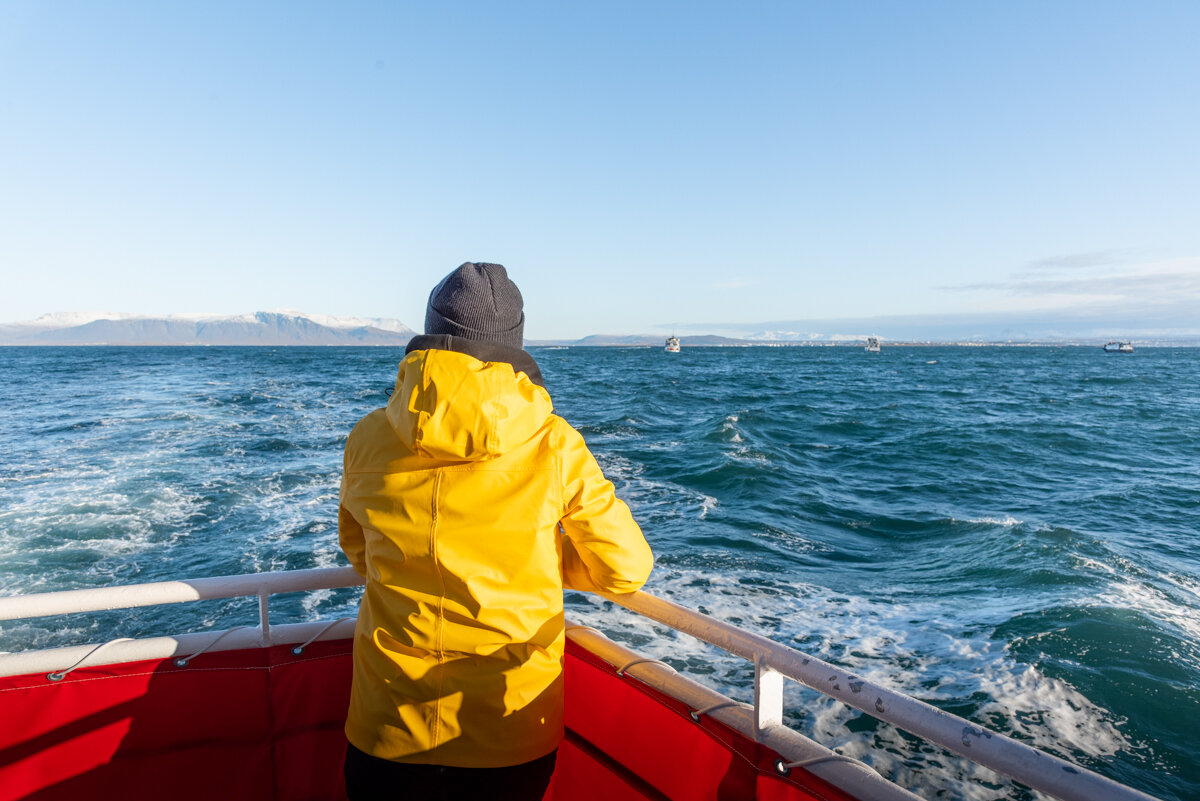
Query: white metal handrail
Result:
<box><xmin>0</xmin><ymin>567</ymin><xmax>1162</xmax><ymax>801</ymax></box>
<box><xmin>604</xmin><ymin>589</ymin><xmax>1160</xmax><ymax>801</ymax></box>
<box><xmin>0</xmin><ymin>566</ymin><xmax>363</xmax><ymax>622</ymax></box>
<box><xmin>564</xmin><ymin>623</ymin><xmax>921</xmax><ymax>801</ymax></box>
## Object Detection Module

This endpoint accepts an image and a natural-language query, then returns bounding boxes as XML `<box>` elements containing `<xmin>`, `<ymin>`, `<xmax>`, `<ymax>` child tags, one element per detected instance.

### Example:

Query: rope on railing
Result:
<box><xmin>46</xmin><ymin>638</ymin><xmax>134</xmax><ymax>681</ymax></box>
<box><xmin>774</xmin><ymin>755</ymin><xmax>867</xmax><ymax>776</ymax></box>
<box><xmin>173</xmin><ymin>626</ymin><xmax>254</xmax><ymax>667</ymax></box>
<box><xmin>688</xmin><ymin>699</ymin><xmax>747</xmax><ymax>722</ymax></box>
<box><xmin>615</xmin><ymin>656</ymin><xmax>677</xmax><ymax>677</ymax></box>
<box><xmin>290</xmin><ymin>617</ymin><xmax>354</xmax><ymax>655</ymax></box>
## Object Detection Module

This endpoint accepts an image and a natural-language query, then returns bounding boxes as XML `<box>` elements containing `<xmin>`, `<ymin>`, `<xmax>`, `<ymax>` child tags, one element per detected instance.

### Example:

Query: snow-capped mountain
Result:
<box><xmin>266</xmin><ymin>310</ymin><xmax>414</xmax><ymax>334</ymax></box>
<box><xmin>0</xmin><ymin>311</ymin><xmax>416</xmax><ymax>346</ymax></box>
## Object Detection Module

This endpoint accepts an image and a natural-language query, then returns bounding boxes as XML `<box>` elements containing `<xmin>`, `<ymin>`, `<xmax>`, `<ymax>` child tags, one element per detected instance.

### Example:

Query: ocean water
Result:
<box><xmin>0</xmin><ymin>345</ymin><xmax>1197</xmax><ymax>800</ymax></box>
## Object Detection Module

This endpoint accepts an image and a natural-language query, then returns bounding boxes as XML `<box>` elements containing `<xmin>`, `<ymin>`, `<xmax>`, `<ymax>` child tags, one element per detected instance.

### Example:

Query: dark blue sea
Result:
<box><xmin>1</xmin><ymin>345</ymin><xmax>1197</xmax><ymax>801</ymax></box>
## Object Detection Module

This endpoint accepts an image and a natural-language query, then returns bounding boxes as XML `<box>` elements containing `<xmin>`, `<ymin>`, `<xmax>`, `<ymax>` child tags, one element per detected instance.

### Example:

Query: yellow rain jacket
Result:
<box><xmin>338</xmin><ymin>344</ymin><xmax>653</xmax><ymax>768</ymax></box>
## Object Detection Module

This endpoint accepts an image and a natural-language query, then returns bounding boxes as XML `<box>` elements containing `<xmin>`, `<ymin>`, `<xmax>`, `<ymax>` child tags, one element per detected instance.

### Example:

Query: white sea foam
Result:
<box><xmin>299</xmin><ymin>548</ymin><xmax>361</xmax><ymax>620</ymax></box>
<box><xmin>719</xmin><ymin>413</ymin><xmax>745</xmax><ymax>443</ymax></box>
<box><xmin>1099</xmin><ymin>575</ymin><xmax>1200</xmax><ymax>647</ymax></box>
<box><xmin>1161</xmin><ymin>570</ymin><xmax>1200</xmax><ymax>606</ymax></box>
<box><xmin>594</xmin><ymin>452</ymin><xmax>731</xmax><ymax>528</ymax></box>
<box><xmin>964</xmin><ymin>515</ymin><xmax>1023</xmax><ymax>527</ymax></box>
<box><xmin>567</xmin><ymin>569</ymin><xmax>1134</xmax><ymax>800</ymax></box>
<box><xmin>0</xmin><ymin>620</ymin><xmax>102</xmax><ymax>654</ymax></box>
<box><xmin>1068</xmin><ymin>553</ymin><xmax>1200</xmax><ymax>650</ymax></box>
<box><xmin>1073</xmin><ymin>555</ymin><xmax>1116</xmax><ymax>575</ymax></box>
<box><xmin>729</xmin><ymin>448</ymin><xmax>770</xmax><ymax>466</ymax></box>
<box><xmin>0</xmin><ymin>457</ymin><xmax>204</xmax><ymax>596</ymax></box>
<box><xmin>977</xmin><ymin>665</ymin><xmax>1128</xmax><ymax>755</ymax></box>
<box><xmin>240</xmin><ymin>470</ymin><xmax>340</xmax><ymax>576</ymax></box>
<box><xmin>593</xmin><ymin>451</ymin><xmax>642</xmax><ymax>481</ymax></box>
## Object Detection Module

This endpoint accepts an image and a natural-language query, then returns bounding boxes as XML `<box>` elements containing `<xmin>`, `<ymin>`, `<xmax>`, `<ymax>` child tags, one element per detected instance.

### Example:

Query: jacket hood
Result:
<box><xmin>385</xmin><ymin>347</ymin><xmax>554</xmax><ymax>461</ymax></box>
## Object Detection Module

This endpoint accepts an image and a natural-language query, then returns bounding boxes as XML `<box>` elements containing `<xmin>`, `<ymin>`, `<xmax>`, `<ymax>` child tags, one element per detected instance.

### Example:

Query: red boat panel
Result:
<box><xmin>0</xmin><ymin>641</ymin><xmax>339</xmax><ymax>801</ymax></box>
<box><xmin>0</xmin><ymin>638</ymin><xmax>857</xmax><ymax>801</ymax></box>
<box><xmin>560</xmin><ymin>643</ymin><xmax>859</xmax><ymax>801</ymax></box>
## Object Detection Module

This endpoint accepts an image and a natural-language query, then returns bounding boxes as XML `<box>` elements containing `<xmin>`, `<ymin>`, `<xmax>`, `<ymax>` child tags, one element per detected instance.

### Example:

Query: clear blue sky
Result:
<box><xmin>2</xmin><ymin>1</ymin><xmax>1197</xmax><ymax>339</ymax></box>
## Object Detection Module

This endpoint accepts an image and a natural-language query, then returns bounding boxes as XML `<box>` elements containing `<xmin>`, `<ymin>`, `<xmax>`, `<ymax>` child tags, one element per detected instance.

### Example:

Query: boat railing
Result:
<box><xmin>0</xmin><ymin>567</ymin><xmax>1160</xmax><ymax>801</ymax></box>
<box><xmin>0</xmin><ymin>566</ymin><xmax>365</xmax><ymax>678</ymax></box>
<box><xmin>605</xmin><ymin>590</ymin><xmax>1158</xmax><ymax>801</ymax></box>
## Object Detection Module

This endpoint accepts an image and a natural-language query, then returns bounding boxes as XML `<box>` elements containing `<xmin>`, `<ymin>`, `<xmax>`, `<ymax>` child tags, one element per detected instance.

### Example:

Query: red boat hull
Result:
<box><xmin>0</xmin><ymin>638</ymin><xmax>856</xmax><ymax>801</ymax></box>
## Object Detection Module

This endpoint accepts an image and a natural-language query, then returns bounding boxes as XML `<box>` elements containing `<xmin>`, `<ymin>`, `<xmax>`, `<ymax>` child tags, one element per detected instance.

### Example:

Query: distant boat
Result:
<box><xmin>1103</xmin><ymin>341</ymin><xmax>1134</xmax><ymax>353</ymax></box>
<box><xmin>665</xmin><ymin>335</ymin><xmax>681</xmax><ymax>353</ymax></box>
<box><xmin>865</xmin><ymin>337</ymin><xmax>881</xmax><ymax>353</ymax></box>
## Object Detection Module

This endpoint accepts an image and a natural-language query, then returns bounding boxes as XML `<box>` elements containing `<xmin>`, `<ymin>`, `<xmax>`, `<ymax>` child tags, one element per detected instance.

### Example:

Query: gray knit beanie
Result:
<box><xmin>424</xmin><ymin>262</ymin><xmax>525</xmax><ymax>348</ymax></box>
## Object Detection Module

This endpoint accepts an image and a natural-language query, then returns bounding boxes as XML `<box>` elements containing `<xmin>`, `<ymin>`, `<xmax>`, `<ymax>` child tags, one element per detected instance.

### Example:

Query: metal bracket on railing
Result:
<box><xmin>174</xmin><ymin>626</ymin><xmax>253</xmax><ymax>667</ymax></box>
<box><xmin>290</xmin><ymin>617</ymin><xmax>354</xmax><ymax>655</ymax></box>
<box><xmin>46</xmin><ymin>638</ymin><xmax>134</xmax><ymax>681</ymax></box>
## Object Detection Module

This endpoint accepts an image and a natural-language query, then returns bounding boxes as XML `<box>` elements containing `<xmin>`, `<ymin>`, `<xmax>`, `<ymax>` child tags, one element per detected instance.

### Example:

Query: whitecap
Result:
<box><xmin>712</xmin><ymin>412</ymin><xmax>746</xmax><ymax>444</ymax></box>
<box><xmin>964</xmin><ymin>515</ymin><xmax>1023</xmax><ymax>527</ymax></box>
<box><xmin>566</xmin><ymin>569</ymin><xmax>1134</xmax><ymax>800</ymax></box>
<box><xmin>1098</xmin><ymin>576</ymin><xmax>1200</xmax><ymax>646</ymax></box>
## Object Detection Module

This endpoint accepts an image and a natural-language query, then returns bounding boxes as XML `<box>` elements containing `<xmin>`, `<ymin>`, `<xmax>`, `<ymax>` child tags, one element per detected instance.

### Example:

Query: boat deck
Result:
<box><xmin>0</xmin><ymin>637</ymin><xmax>853</xmax><ymax>801</ymax></box>
<box><xmin>0</xmin><ymin>567</ymin><xmax>1162</xmax><ymax>801</ymax></box>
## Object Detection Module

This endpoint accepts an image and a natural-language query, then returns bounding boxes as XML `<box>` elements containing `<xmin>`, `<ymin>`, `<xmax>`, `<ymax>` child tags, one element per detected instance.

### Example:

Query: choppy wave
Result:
<box><xmin>566</xmin><ymin>568</ymin><xmax>1132</xmax><ymax>800</ymax></box>
<box><xmin>0</xmin><ymin>345</ymin><xmax>1197</xmax><ymax>800</ymax></box>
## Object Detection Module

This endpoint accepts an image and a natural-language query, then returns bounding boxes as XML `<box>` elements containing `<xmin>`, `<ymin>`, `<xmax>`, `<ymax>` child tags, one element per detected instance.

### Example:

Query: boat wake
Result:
<box><xmin>566</xmin><ymin>570</ymin><xmax>1134</xmax><ymax>801</ymax></box>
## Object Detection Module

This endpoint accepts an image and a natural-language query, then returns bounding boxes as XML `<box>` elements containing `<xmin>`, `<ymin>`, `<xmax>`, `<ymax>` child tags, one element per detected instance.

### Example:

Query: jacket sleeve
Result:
<box><xmin>558</xmin><ymin>421</ymin><xmax>653</xmax><ymax>594</ymax></box>
<box><xmin>339</xmin><ymin>503</ymin><xmax>368</xmax><ymax>577</ymax></box>
<box><xmin>338</xmin><ymin>441</ymin><xmax>368</xmax><ymax>577</ymax></box>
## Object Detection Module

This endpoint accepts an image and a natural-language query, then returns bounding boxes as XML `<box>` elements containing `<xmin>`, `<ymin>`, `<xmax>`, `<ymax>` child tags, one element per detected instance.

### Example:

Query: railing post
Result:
<box><xmin>258</xmin><ymin>588</ymin><xmax>271</xmax><ymax>645</ymax></box>
<box><xmin>754</xmin><ymin>658</ymin><xmax>783</xmax><ymax>739</ymax></box>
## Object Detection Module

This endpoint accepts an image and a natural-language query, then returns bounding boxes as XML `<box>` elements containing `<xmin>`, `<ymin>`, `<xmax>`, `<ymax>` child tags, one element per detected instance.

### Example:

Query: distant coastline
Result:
<box><xmin>524</xmin><ymin>340</ymin><xmax>1200</xmax><ymax>348</ymax></box>
<box><xmin>0</xmin><ymin>311</ymin><xmax>414</xmax><ymax>347</ymax></box>
<box><xmin>525</xmin><ymin>334</ymin><xmax>1200</xmax><ymax>347</ymax></box>
<box><xmin>3</xmin><ymin>311</ymin><xmax>1197</xmax><ymax>347</ymax></box>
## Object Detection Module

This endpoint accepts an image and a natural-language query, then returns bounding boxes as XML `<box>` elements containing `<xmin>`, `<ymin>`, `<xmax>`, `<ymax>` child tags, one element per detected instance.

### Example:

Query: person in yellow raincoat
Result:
<box><xmin>338</xmin><ymin>262</ymin><xmax>654</xmax><ymax>801</ymax></box>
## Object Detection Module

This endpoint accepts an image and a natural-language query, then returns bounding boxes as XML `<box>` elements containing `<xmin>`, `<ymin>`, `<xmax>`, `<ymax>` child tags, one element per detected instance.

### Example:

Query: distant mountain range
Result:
<box><xmin>0</xmin><ymin>312</ymin><xmax>416</xmax><ymax>346</ymax></box>
<box><xmin>528</xmin><ymin>334</ymin><xmax>752</xmax><ymax>347</ymax></box>
<box><xmin>4</xmin><ymin>310</ymin><xmax>1197</xmax><ymax>347</ymax></box>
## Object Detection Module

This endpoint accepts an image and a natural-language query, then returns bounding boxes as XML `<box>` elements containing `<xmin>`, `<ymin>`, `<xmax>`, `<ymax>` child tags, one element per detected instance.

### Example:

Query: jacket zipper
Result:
<box><xmin>430</xmin><ymin>469</ymin><xmax>446</xmax><ymax>747</ymax></box>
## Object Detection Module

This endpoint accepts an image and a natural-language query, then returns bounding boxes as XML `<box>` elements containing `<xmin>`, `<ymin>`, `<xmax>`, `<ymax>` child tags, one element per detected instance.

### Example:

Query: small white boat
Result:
<box><xmin>1103</xmin><ymin>341</ymin><xmax>1134</xmax><ymax>353</ymax></box>
<box><xmin>865</xmin><ymin>337</ymin><xmax>881</xmax><ymax>353</ymax></box>
<box><xmin>665</xmin><ymin>335</ymin><xmax>681</xmax><ymax>353</ymax></box>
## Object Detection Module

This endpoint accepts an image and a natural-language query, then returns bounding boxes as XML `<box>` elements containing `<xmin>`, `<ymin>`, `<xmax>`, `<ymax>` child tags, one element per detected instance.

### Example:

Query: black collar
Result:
<box><xmin>405</xmin><ymin>335</ymin><xmax>547</xmax><ymax>390</ymax></box>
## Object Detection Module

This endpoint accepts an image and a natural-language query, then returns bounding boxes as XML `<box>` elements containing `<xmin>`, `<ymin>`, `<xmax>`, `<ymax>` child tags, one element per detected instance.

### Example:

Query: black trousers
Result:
<box><xmin>344</xmin><ymin>743</ymin><xmax>558</xmax><ymax>801</ymax></box>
